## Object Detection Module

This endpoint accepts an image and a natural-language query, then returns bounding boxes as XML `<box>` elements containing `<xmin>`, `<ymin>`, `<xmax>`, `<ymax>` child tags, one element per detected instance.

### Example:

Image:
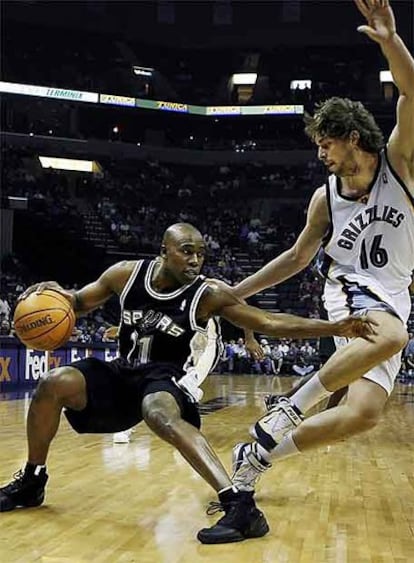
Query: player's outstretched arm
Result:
<box><xmin>198</xmin><ymin>280</ymin><xmax>378</xmax><ymax>341</ymax></box>
<box><xmin>205</xmin><ymin>277</ymin><xmax>264</xmax><ymax>360</ymax></box>
<box><xmin>355</xmin><ymin>0</ymin><xmax>414</xmax><ymax>181</ymax></box>
<box><xmin>19</xmin><ymin>261</ymin><xmax>135</xmax><ymax>316</ymax></box>
<box><xmin>233</xmin><ymin>187</ymin><xmax>329</xmax><ymax>299</ymax></box>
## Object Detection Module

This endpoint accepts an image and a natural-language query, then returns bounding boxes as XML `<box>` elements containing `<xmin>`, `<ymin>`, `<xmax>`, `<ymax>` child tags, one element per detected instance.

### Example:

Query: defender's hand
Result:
<box><xmin>355</xmin><ymin>0</ymin><xmax>396</xmax><ymax>44</ymax></box>
<box><xmin>103</xmin><ymin>326</ymin><xmax>119</xmax><ymax>340</ymax></box>
<box><xmin>334</xmin><ymin>314</ymin><xmax>379</xmax><ymax>342</ymax></box>
<box><xmin>245</xmin><ymin>336</ymin><xmax>265</xmax><ymax>361</ymax></box>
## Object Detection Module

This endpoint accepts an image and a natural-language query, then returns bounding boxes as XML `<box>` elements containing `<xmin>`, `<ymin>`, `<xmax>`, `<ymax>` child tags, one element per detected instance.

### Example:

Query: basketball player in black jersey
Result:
<box><xmin>0</xmin><ymin>223</ymin><xmax>375</xmax><ymax>544</ymax></box>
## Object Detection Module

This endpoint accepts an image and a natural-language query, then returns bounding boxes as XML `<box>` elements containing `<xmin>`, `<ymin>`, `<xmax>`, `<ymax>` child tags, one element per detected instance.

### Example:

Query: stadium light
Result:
<box><xmin>232</xmin><ymin>73</ymin><xmax>257</xmax><ymax>85</ymax></box>
<box><xmin>290</xmin><ymin>79</ymin><xmax>312</xmax><ymax>90</ymax></box>
<box><xmin>39</xmin><ymin>156</ymin><xmax>101</xmax><ymax>173</ymax></box>
<box><xmin>133</xmin><ymin>66</ymin><xmax>154</xmax><ymax>77</ymax></box>
<box><xmin>7</xmin><ymin>196</ymin><xmax>28</xmax><ymax>210</ymax></box>
<box><xmin>379</xmin><ymin>70</ymin><xmax>393</xmax><ymax>83</ymax></box>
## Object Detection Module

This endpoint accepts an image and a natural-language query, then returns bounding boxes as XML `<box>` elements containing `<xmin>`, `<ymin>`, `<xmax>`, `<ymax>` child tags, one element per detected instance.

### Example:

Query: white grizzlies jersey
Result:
<box><xmin>319</xmin><ymin>149</ymin><xmax>414</xmax><ymax>322</ymax></box>
<box><xmin>322</xmin><ymin>149</ymin><xmax>414</xmax><ymax>292</ymax></box>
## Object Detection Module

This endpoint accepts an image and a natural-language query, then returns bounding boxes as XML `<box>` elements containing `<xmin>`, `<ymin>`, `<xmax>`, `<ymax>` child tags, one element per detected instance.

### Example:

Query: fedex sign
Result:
<box><xmin>25</xmin><ymin>349</ymin><xmax>64</xmax><ymax>381</ymax></box>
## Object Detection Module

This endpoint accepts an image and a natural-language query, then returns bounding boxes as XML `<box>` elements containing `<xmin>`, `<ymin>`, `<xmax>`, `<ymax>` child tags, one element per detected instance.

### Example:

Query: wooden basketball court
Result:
<box><xmin>1</xmin><ymin>374</ymin><xmax>414</xmax><ymax>562</ymax></box>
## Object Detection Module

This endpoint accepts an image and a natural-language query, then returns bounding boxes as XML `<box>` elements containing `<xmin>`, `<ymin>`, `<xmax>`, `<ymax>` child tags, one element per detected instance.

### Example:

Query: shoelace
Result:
<box><xmin>206</xmin><ymin>501</ymin><xmax>223</xmax><ymax>515</ymax></box>
<box><xmin>206</xmin><ymin>500</ymin><xmax>242</xmax><ymax>527</ymax></box>
<box><xmin>2</xmin><ymin>470</ymin><xmax>25</xmax><ymax>493</ymax></box>
<box><xmin>264</xmin><ymin>394</ymin><xmax>280</xmax><ymax>410</ymax></box>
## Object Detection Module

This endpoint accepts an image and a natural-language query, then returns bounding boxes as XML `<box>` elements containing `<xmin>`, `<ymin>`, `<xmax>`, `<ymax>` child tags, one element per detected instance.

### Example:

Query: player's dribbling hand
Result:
<box><xmin>18</xmin><ymin>281</ymin><xmax>75</xmax><ymax>307</ymax></box>
<box><xmin>354</xmin><ymin>0</ymin><xmax>396</xmax><ymax>44</ymax></box>
<box><xmin>334</xmin><ymin>314</ymin><xmax>379</xmax><ymax>342</ymax></box>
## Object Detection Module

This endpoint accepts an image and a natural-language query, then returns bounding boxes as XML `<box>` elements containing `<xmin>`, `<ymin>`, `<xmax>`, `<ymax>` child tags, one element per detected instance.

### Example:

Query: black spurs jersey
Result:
<box><xmin>117</xmin><ymin>259</ymin><xmax>222</xmax><ymax>377</ymax></box>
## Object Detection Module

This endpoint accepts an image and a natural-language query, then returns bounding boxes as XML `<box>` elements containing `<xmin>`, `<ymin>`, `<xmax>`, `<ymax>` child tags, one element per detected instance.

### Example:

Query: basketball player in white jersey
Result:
<box><xmin>231</xmin><ymin>0</ymin><xmax>414</xmax><ymax>491</ymax></box>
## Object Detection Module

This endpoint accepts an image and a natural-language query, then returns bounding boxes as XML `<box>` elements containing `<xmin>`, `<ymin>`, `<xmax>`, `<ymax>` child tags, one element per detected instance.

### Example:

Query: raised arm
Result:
<box><xmin>355</xmin><ymin>0</ymin><xmax>414</xmax><ymax>190</ymax></box>
<box><xmin>233</xmin><ymin>187</ymin><xmax>330</xmax><ymax>299</ymax></box>
<box><xmin>197</xmin><ymin>280</ymin><xmax>377</xmax><ymax>341</ymax></box>
<box><xmin>19</xmin><ymin>261</ymin><xmax>135</xmax><ymax>317</ymax></box>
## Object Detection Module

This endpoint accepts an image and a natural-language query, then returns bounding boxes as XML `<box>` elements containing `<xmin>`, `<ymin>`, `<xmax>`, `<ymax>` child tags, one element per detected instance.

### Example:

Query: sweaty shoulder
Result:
<box><xmin>196</xmin><ymin>278</ymin><xmax>239</xmax><ymax>321</ymax></box>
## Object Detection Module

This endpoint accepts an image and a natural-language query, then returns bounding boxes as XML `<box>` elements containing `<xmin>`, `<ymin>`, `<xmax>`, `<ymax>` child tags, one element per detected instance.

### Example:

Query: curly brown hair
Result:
<box><xmin>304</xmin><ymin>97</ymin><xmax>384</xmax><ymax>153</ymax></box>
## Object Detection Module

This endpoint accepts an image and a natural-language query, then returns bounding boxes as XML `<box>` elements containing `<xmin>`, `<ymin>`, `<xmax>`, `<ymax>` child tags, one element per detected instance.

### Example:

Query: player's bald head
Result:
<box><xmin>159</xmin><ymin>223</ymin><xmax>206</xmax><ymax>283</ymax></box>
<box><xmin>162</xmin><ymin>223</ymin><xmax>203</xmax><ymax>248</ymax></box>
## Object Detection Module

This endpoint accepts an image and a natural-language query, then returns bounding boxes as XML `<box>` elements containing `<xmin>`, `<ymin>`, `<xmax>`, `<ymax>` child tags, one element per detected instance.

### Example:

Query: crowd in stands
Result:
<box><xmin>89</xmin><ymin>157</ymin><xmax>320</xmax><ymax>262</ymax></box>
<box><xmin>0</xmin><ymin>254</ymin><xmax>113</xmax><ymax>345</ymax></box>
<box><xmin>219</xmin><ymin>337</ymin><xmax>319</xmax><ymax>377</ymax></box>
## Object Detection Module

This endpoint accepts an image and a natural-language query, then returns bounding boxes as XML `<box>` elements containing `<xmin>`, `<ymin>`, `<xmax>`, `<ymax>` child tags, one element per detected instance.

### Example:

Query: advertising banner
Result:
<box><xmin>0</xmin><ymin>81</ymin><xmax>98</xmax><ymax>103</ymax></box>
<box><xmin>0</xmin><ymin>339</ymin><xmax>118</xmax><ymax>390</ymax></box>
<box><xmin>241</xmin><ymin>104</ymin><xmax>304</xmax><ymax>115</ymax></box>
<box><xmin>100</xmin><ymin>93</ymin><xmax>135</xmax><ymax>107</ymax></box>
<box><xmin>0</xmin><ymin>81</ymin><xmax>305</xmax><ymax>116</ymax></box>
<box><xmin>23</xmin><ymin>348</ymin><xmax>68</xmax><ymax>384</ymax></box>
<box><xmin>205</xmin><ymin>106</ymin><xmax>241</xmax><ymax>116</ymax></box>
<box><xmin>156</xmin><ymin>100</ymin><xmax>189</xmax><ymax>113</ymax></box>
<box><xmin>0</xmin><ymin>345</ymin><xmax>19</xmax><ymax>385</ymax></box>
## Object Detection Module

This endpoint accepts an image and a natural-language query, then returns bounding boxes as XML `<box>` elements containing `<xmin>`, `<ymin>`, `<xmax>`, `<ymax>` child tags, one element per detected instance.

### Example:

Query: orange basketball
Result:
<box><xmin>13</xmin><ymin>289</ymin><xmax>76</xmax><ymax>351</ymax></box>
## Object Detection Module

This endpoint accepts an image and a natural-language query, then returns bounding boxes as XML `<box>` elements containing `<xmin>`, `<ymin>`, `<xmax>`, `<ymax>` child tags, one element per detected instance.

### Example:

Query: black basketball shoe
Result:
<box><xmin>0</xmin><ymin>464</ymin><xmax>48</xmax><ymax>512</ymax></box>
<box><xmin>197</xmin><ymin>490</ymin><xmax>269</xmax><ymax>544</ymax></box>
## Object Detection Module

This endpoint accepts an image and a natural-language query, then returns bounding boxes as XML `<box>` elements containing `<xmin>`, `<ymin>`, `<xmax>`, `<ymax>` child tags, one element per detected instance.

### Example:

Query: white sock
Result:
<box><xmin>257</xmin><ymin>433</ymin><xmax>300</xmax><ymax>463</ymax></box>
<box><xmin>218</xmin><ymin>485</ymin><xmax>238</xmax><ymax>495</ymax></box>
<box><xmin>290</xmin><ymin>372</ymin><xmax>332</xmax><ymax>414</ymax></box>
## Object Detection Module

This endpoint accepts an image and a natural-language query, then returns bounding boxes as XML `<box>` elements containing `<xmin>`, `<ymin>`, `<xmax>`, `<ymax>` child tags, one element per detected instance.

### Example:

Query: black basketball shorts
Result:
<box><xmin>64</xmin><ymin>357</ymin><xmax>201</xmax><ymax>433</ymax></box>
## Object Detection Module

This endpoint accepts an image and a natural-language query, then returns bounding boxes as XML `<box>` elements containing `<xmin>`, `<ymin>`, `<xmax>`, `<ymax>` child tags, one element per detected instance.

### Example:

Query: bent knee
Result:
<box><xmin>142</xmin><ymin>395</ymin><xmax>181</xmax><ymax>437</ymax></box>
<box><xmin>379</xmin><ymin>326</ymin><xmax>408</xmax><ymax>358</ymax></box>
<box><xmin>387</xmin><ymin>329</ymin><xmax>408</xmax><ymax>355</ymax></box>
<box><xmin>347</xmin><ymin>407</ymin><xmax>382</xmax><ymax>433</ymax></box>
<box><xmin>144</xmin><ymin>410</ymin><xmax>182</xmax><ymax>443</ymax></box>
<box><xmin>35</xmin><ymin>366</ymin><xmax>85</xmax><ymax>401</ymax></box>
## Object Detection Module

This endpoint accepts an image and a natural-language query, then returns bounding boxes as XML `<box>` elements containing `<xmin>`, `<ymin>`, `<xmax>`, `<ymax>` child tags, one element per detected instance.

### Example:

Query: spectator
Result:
<box><xmin>252</xmin><ymin>339</ymin><xmax>273</xmax><ymax>375</ymax></box>
<box><xmin>220</xmin><ymin>339</ymin><xmax>236</xmax><ymax>373</ymax></box>
<box><xmin>0</xmin><ymin>319</ymin><xmax>12</xmax><ymax>336</ymax></box>
<box><xmin>0</xmin><ymin>294</ymin><xmax>11</xmax><ymax>321</ymax></box>
<box><xmin>233</xmin><ymin>337</ymin><xmax>249</xmax><ymax>374</ymax></box>
<box><xmin>271</xmin><ymin>344</ymin><xmax>284</xmax><ymax>375</ymax></box>
<box><xmin>278</xmin><ymin>339</ymin><xmax>290</xmax><ymax>356</ymax></box>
